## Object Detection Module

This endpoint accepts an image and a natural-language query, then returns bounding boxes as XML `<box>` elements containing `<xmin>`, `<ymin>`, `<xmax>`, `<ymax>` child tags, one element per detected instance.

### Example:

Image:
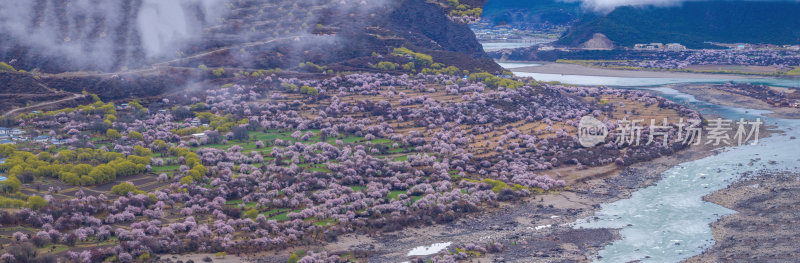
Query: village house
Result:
<box><xmin>34</xmin><ymin>135</ymin><xmax>51</xmax><ymax>143</ymax></box>
<box><xmin>10</xmin><ymin>128</ymin><xmax>24</xmax><ymax>135</ymax></box>
<box><xmin>190</xmin><ymin>118</ymin><xmax>202</xmax><ymax>126</ymax></box>
<box><xmin>116</xmin><ymin>103</ymin><xmax>130</xmax><ymax>110</ymax></box>
<box><xmin>538</xmin><ymin>46</ymin><xmax>555</xmax><ymax>51</ymax></box>
<box><xmin>0</xmin><ymin>139</ymin><xmax>13</xmax><ymax>145</ymax></box>
<box><xmin>0</xmin><ymin>127</ymin><xmax>9</xmax><ymax>135</ymax></box>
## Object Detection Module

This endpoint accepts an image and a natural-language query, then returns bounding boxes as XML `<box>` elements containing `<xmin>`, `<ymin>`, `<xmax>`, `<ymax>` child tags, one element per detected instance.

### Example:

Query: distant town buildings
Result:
<box><xmin>665</xmin><ymin>43</ymin><xmax>687</xmax><ymax>50</ymax></box>
<box><xmin>634</xmin><ymin>43</ymin><xmax>664</xmax><ymax>50</ymax></box>
<box><xmin>633</xmin><ymin>43</ymin><xmax>687</xmax><ymax>51</ymax></box>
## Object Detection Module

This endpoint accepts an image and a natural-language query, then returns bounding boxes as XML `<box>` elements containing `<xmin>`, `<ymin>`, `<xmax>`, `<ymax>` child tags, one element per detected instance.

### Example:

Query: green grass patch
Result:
<box><xmin>393</xmin><ymin>155</ymin><xmax>408</xmax><ymax>162</ymax></box>
<box><xmin>225</xmin><ymin>200</ymin><xmax>257</xmax><ymax>208</ymax></box>
<box><xmin>305</xmin><ymin>217</ymin><xmax>336</xmax><ymax>226</ymax></box>
<box><xmin>308</xmin><ymin>167</ymin><xmax>331</xmax><ymax>173</ymax></box>
<box><xmin>348</xmin><ymin>185</ymin><xmax>366</xmax><ymax>192</ymax></box>
<box><xmin>263</xmin><ymin>208</ymin><xmax>300</xmax><ymax>221</ymax></box>
<box><xmin>38</xmin><ymin>244</ymin><xmax>69</xmax><ymax>254</ymax></box>
<box><xmin>370</xmin><ymin>138</ymin><xmax>392</xmax><ymax>145</ymax></box>
<box><xmin>151</xmin><ymin>165</ymin><xmax>180</xmax><ymax>172</ymax></box>
<box><xmin>387</xmin><ymin>190</ymin><xmax>406</xmax><ymax>200</ymax></box>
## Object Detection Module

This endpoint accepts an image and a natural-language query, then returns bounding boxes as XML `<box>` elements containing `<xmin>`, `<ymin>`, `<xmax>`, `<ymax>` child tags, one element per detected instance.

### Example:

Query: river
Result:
<box><xmin>499</xmin><ymin>62</ymin><xmax>800</xmax><ymax>88</ymax></box>
<box><xmin>504</xmin><ymin>62</ymin><xmax>800</xmax><ymax>262</ymax></box>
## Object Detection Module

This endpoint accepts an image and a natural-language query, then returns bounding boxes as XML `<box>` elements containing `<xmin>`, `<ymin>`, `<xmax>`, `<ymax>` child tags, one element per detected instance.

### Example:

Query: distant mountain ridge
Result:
<box><xmin>481</xmin><ymin>0</ymin><xmax>580</xmax><ymax>26</ymax></box>
<box><xmin>555</xmin><ymin>1</ymin><xmax>800</xmax><ymax>48</ymax></box>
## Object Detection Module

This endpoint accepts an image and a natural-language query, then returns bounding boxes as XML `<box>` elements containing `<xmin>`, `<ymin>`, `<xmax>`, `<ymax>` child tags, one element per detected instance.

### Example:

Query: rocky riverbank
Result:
<box><xmin>685</xmin><ymin>171</ymin><xmax>800</xmax><ymax>262</ymax></box>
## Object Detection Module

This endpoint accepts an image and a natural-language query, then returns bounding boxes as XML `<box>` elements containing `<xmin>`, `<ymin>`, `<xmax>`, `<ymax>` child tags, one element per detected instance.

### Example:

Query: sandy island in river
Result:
<box><xmin>510</xmin><ymin>62</ymin><xmax>753</xmax><ymax>79</ymax></box>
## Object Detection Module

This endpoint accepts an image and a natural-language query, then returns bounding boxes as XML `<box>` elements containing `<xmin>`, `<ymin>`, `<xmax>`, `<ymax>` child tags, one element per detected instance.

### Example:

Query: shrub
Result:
<box><xmin>106</xmin><ymin>129</ymin><xmax>121</xmax><ymax>140</ymax></box>
<box><xmin>27</xmin><ymin>195</ymin><xmax>48</xmax><ymax>210</ymax></box>
<box><xmin>374</xmin><ymin>61</ymin><xmax>399</xmax><ymax>70</ymax></box>
<box><xmin>0</xmin><ymin>62</ymin><xmax>16</xmax><ymax>72</ymax></box>
<box><xmin>111</xmin><ymin>182</ymin><xmax>140</xmax><ymax>195</ymax></box>
<box><xmin>393</xmin><ymin>47</ymin><xmax>433</xmax><ymax>66</ymax></box>
<box><xmin>299</xmin><ymin>86</ymin><xmax>319</xmax><ymax>95</ymax></box>
<box><xmin>298</xmin><ymin>62</ymin><xmax>327</xmax><ymax>73</ymax></box>
<box><xmin>212</xmin><ymin>68</ymin><xmax>225</xmax><ymax>77</ymax></box>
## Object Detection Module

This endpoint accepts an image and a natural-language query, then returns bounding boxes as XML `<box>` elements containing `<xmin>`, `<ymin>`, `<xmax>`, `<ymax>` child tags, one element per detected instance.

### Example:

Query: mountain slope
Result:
<box><xmin>556</xmin><ymin>1</ymin><xmax>800</xmax><ymax>48</ymax></box>
<box><xmin>1</xmin><ymin>0</ymin><xmax>499</xmax><ymax>74</ymax></box>
<box><xmin>0</xmin><ymin>0</ymin><xmax>500</xmax><ymax>102</ymax></box>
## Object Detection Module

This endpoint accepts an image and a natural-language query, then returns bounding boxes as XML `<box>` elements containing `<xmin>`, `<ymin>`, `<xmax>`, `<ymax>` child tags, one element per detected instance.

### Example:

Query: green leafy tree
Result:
<box><xmin>128</xmin><ymin>131</ymin><xmax>144</xmax><ymax>141</ymax></box>
<box><xmin>111</xmin><ymin>182</ymin><xmax>138</xmax><ymax>195</ymax></box>
<box><xmin>0</xmin><ymin>176</ymin><xmax>21</xmax><ymax>193</ymax></box>
<box><xmin>106</xmin><ymin>129</ymin><xmax>121</xmax><ymax>140</ymax></box>
<box><xmin>27</xmin><ymin>195</ymin><xmax>48</xmax><ymax>210</ymax></box>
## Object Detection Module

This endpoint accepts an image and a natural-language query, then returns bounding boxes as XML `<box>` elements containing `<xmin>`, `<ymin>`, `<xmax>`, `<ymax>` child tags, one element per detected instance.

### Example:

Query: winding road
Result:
<box><xmin>2</xmin><ymin>93</ymin><xmax>85</xmax><ymax>117</ymax></box>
